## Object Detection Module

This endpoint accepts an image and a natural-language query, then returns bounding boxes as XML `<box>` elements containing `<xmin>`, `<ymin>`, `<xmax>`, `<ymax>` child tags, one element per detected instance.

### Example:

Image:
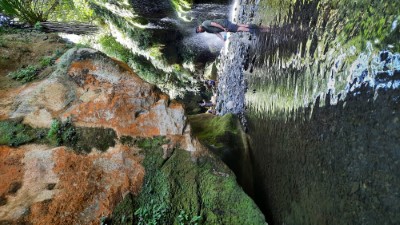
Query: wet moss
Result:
<box><xmin>0</xmin><ymin>118</ymin><xmax>116</xmax><ymax>153</ymax></box>
<box><xmin>111</xmin><ymin>136</ymin><xmax>265</xmax><ymax>224</ymax></box>
<box><xmin>188</xmin><ymin>113</ymin><xmax>255</xmax><ymax>201</ymax></box>
<box><xmin>46</xmin><ymin>118</ymin><xmax>117</xmax><ymax>153</ymax></box>
<box><xmin>188</xmin><ymin>113</ymin><xmax>238</xmax><ymax>148</ymax></box>
<box><xmin>73</xmin><ymin>127</ymin><xmax>117</xmax><ymax>153</ymax></box>
<box><xmin>0</xmin><ymin>119</ymin><xmax>47</xmax><ymax>147</ymax></box>
<box><xmin>188</xmin><ymin>113</ymin><xmax>243</xmax><ymax>170</ymax></box>
<box><xmin>111</xmin><ymin>193</ymin><xmax>136</xmax><ymax>225</ymax></box>
<box><xmin>90</xmin><ymin>2</ymin><xmax>154</xmax><ymax>50</ymax></box>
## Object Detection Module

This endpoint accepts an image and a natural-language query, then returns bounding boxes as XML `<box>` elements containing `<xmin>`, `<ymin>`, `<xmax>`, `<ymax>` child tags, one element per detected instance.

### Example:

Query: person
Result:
<box><xmin>195</xmin><ymin>19</ymin><xmax>268</xmax><ymax>41</ymax></box>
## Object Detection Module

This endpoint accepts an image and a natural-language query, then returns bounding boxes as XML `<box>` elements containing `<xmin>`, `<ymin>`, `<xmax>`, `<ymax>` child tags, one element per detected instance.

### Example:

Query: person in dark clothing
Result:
<box><xmin>196</xmin><ymin>19</ymin><xmax>268</xmax><ymax>41</ymax></box>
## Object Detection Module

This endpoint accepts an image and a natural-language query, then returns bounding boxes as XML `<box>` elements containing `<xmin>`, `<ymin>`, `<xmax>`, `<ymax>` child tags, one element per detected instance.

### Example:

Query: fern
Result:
<box><xmin>0</xmin><ymin>0</ymin><xmax>59</xmax><ymax>24</ymax></box>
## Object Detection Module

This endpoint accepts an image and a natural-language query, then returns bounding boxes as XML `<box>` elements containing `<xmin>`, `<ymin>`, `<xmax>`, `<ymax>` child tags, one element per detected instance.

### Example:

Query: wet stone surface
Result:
<box><xmin>214</xmin><ymin>0</ymin><xmax>400</xmax><ymax>224</ymax></box>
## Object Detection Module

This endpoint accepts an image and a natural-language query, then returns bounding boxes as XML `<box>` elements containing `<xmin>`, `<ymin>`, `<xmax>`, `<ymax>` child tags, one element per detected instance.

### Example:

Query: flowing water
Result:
<box><xmin>216</xmin><ymin>0</ymin><xmax>400</xmax><ymax>224</ymax></box>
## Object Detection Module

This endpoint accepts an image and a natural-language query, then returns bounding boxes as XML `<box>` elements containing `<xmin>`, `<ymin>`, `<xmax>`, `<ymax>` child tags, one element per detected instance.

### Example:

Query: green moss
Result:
<box><xmin>188</xmin><ymin>114</ymin><xmax>254</xmax><ymax>197</ymax></box>
<box><xmin>98</xmin><ymin>35</ymin><xmax>165</xmax><ymax>84</ymax></box>
<box><xmin>7</xmin><ymin>65</ymin><xmax>38</xmax><ymax>83</ymax></box>
<box><xmin>90</xmin><ymin>2</ymin><xmax>153</xmax><ymax>50</ymax></box>
<box><xmin>111</xmin><ymin>193</ymin><xmax>136</xmax><ymax>225</ymax></box>
<box><xmin>47</xmin><ymin>118</ymin><xmax>117</xmax><ymax>153</ymax></box>
<box><xmin>0</xmin><ymin>118</ymin><xmax>116</xmax><ymax>153</ymax></box>
<box><xmin>111</xmin><ymin>136</ymin><xmax>265</xmax><ymax>224</ymax></box>
<box><xmin>47</xmin><ymin>119</ymin><xmax>76</xmax><ymax>146</ymax></box>
<box><xmin>99</xmin><ymin>35</ymin><xmax>133</xmax><ymax>62</ymax></box>
<box><xmin>75</xmin><ymin>127</ymin><xmax>117</xmax><ymax>153</ymax></box>
<box><xmin>188</xmin><ymin>114</ymin><xmax>238</xmax><ymax>148</ymax></box>
<box><xmin>0</xmin><ymin>119</ymin><xmax>46</xmax><ymax>146</ymax></box>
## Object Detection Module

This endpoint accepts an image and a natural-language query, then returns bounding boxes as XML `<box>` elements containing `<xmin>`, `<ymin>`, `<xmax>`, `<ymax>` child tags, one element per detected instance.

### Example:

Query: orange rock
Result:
<box><xmin>0</xmin><ymin>48</ymin><xmax>197</xmax><ymax>224</ymax></box>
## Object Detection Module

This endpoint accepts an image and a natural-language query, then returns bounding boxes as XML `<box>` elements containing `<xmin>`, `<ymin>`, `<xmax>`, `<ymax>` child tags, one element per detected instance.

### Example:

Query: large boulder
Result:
<box><xmin>4</xmin><ymin>48</ymin><xmax>188</xmax><ymax>139</ymax></box>
<box><xmin>0</xmin><ymin>48</ymin><xmax>265</xmax><ymax>224</ymax></box>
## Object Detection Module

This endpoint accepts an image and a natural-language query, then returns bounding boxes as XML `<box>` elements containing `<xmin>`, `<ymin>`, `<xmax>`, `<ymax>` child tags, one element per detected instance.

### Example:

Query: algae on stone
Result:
<box><xmin>0</xmin><ymin>118</ymin><xmax>117</xmax><ymax>153</ymax></box>
<box><xmin>111</xmin><ymin>136</ymin><xmax>266</xmax><ymax>225</ymax></box>
<box><xmin>0</xmin><ymin>119</ymin><xmax>46</xmax><ymax>146</ymax></box>
<box><xmin>188</xmin><ymin>113</ymin><xmax>255</xmax><ymax>200</ymax></box>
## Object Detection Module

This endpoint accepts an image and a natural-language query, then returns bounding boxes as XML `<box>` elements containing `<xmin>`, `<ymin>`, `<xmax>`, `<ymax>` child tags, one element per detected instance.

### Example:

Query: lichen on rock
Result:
<box><xmin>0</xmin><ymin>47</ymin><xmax>265</xmax><ymax>224</ymax></box>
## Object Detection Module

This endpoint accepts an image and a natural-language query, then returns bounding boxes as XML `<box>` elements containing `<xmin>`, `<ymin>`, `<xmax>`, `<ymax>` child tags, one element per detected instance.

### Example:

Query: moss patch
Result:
<box><xmin>0</xmin><ymin>119</ymin><xmax>116</xmax><ymax>153</ymax></box>
<box><xmin>110</xmin><ymin>136</ymin><xmax>265</xmax><ymax>224</ymax></box>
<box><xmin>0</xmin><ymin>28</ymin><xmax>71</xmax><ymax>89</ymax></box>
<box><xmin>188</xmin><ymin>114</ymin><xmax>255</xmax><ymax>198</ymax></box>
<box><xmin>111</xmin><ymin>193</ymin><xmax>136</xmax><ymax>225</ymax></box>
<box><xmin>47</xmin><ymin>119</ymin><xmax>117</xmax><ymax>153</ymax></box>
<box><xmin>188</xmin><ymin>114</ymin><xmax>238</xmax><ymax>148</ymax></box>
<box><xmin>188</xmin><ymin>113</ymin><xmax>244</xmax><ymax>171</ymax></box>
<box><xmin>0</xmin><ymin>119</ymin><xmax>47</xmax><ymax>146</ymax></box>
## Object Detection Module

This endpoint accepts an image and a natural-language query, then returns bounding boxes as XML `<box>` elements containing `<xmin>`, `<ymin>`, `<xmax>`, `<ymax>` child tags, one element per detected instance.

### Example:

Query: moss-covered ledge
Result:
<box><xmin>188</xmin><ymin>114</ymin><xmax>255</xmax><ymax>196</ymax></box>
<box><xmin>110</xmin><ymin>136</ymin><xmax>266</xmax><ymax>225</ymax></box>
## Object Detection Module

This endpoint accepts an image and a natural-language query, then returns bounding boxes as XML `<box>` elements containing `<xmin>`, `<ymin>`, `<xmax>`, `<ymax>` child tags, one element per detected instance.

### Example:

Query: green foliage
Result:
<box><xmin>110</xmin><ymin>193</ymin><xmax>135</xmax><ymax>225</ymax></box>
<box><xmin>99</xmin><ymin>35</ymin><xmax>132</xmax><ymax>62</ymax></box>
<box><xmin>47</xmin><ymin>118</ymin><xmax>76</xmax><ymax>146</ymax></box>
<box><xmin>90</xmin><ymin>3</ymin><xmax>153</xmax><ymax>49</ymax></box>
<box><xmin>0</xmin><ymin>37</ymin><xmax>6</xmax><ymax>48</ymax></box>
<box><xmin>114</xmin><ymin>136</ymin><xmax>265</xmax><ymax>224</ymax></box>
<box><xmin>34</xmin><ymin>21</ymin><xmax>42</xmax><ymax>30</ymax></box>
<box><xmin>39</xmin><ymin>56</ymin><xmax>52</xmax><ymax>68</ymax></box>
<box><xmin>177</xmin><ymin>210</ymin><xmax>201</xmax><ymax>225</ymax></box>
<box><xmin>98</xmin><ymin>35</ymin><xmax>165</xmax><ymax>84</ymax></box>
<box><xmin>0</xmin><ymin>0</ymin><xmax>59</xmax><ymax>24</ymax></box>
<box><xmin>188</xmin><ymin>114</ymin><xmax>238</xmax><ymax>148</ymax></box>
<box><xmin>47</xmin><ymin>119</ymin><xmax>62</xmax><ymax>145</ymax></box>
<box><xmin>51</xmin><ymin>0</ymin><xmax>94</xmax><ymax>22</ymax></box>
<box><xmin>0</xmin><ymin>120</ymin><xmax>45</xmax><ymax>146</ymax></box>
<box><xmin>0</xmin><ymin>118</ymin><xmax>116</xmax><ymax>152</ymax></box>
<box><xmin>134</xmin><ymin>200</ymin><xmax>168</xmax><ymax>225</ymax></box>
<box><xmin>7</xmin><ymin>65</ymin><xmax>38</xmax><ymax>83</ymax></box>
<box><xmin>8</xmin><ymin>48</ymin><xmax>68</xmax><ymax>83</ymax></box>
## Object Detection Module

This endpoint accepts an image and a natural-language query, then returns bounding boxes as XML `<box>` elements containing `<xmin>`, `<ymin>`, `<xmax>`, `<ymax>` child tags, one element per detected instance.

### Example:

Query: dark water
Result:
<box><xmin>216</xmin><ymin>0</ymin><xmax>400</xmax><ymax>224</ymax></box>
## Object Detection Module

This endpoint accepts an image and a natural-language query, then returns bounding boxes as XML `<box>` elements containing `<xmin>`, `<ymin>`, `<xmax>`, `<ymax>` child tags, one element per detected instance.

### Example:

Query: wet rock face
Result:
<box><xmin>5</xmin><ymin>48</ymin><xmax>186</xmax><ymax>137</ymax></box>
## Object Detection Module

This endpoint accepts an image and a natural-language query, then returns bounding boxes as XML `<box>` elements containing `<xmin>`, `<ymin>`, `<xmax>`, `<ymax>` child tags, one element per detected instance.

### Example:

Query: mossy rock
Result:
<box><xmin>0</xmin><ymin>119</ymin><xmax>46</xmax><ymax>147</ymax></box>
<box><xmin>0</xmin><ymin>118</ymin><xmax>116</xmax><ymax>153</ymax></box>
<box><xmin>188</xmin><ymin>114</ymin><xmax>255</xmax><ymax>198</ymax></box>
<box><xmin>111</xmin><ymin>136</ymin><xmax>266</xmax><ymax>224</ymax></box>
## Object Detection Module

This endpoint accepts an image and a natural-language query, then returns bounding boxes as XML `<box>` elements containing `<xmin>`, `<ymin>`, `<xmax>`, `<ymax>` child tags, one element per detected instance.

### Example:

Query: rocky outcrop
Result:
<box><xmin>0</xmin><ymin>48</ymin><xmax>193</xmax><ymax>224</ymax></box>
<box><xmin>0</xmin><ymin>48</ymin><xmax>265</xmax><ymax>224</ymax></box>
<box><xmin>4</xmin><ymin>48</ymin><xmax>187</xmax><ymax>139</ymax></box>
